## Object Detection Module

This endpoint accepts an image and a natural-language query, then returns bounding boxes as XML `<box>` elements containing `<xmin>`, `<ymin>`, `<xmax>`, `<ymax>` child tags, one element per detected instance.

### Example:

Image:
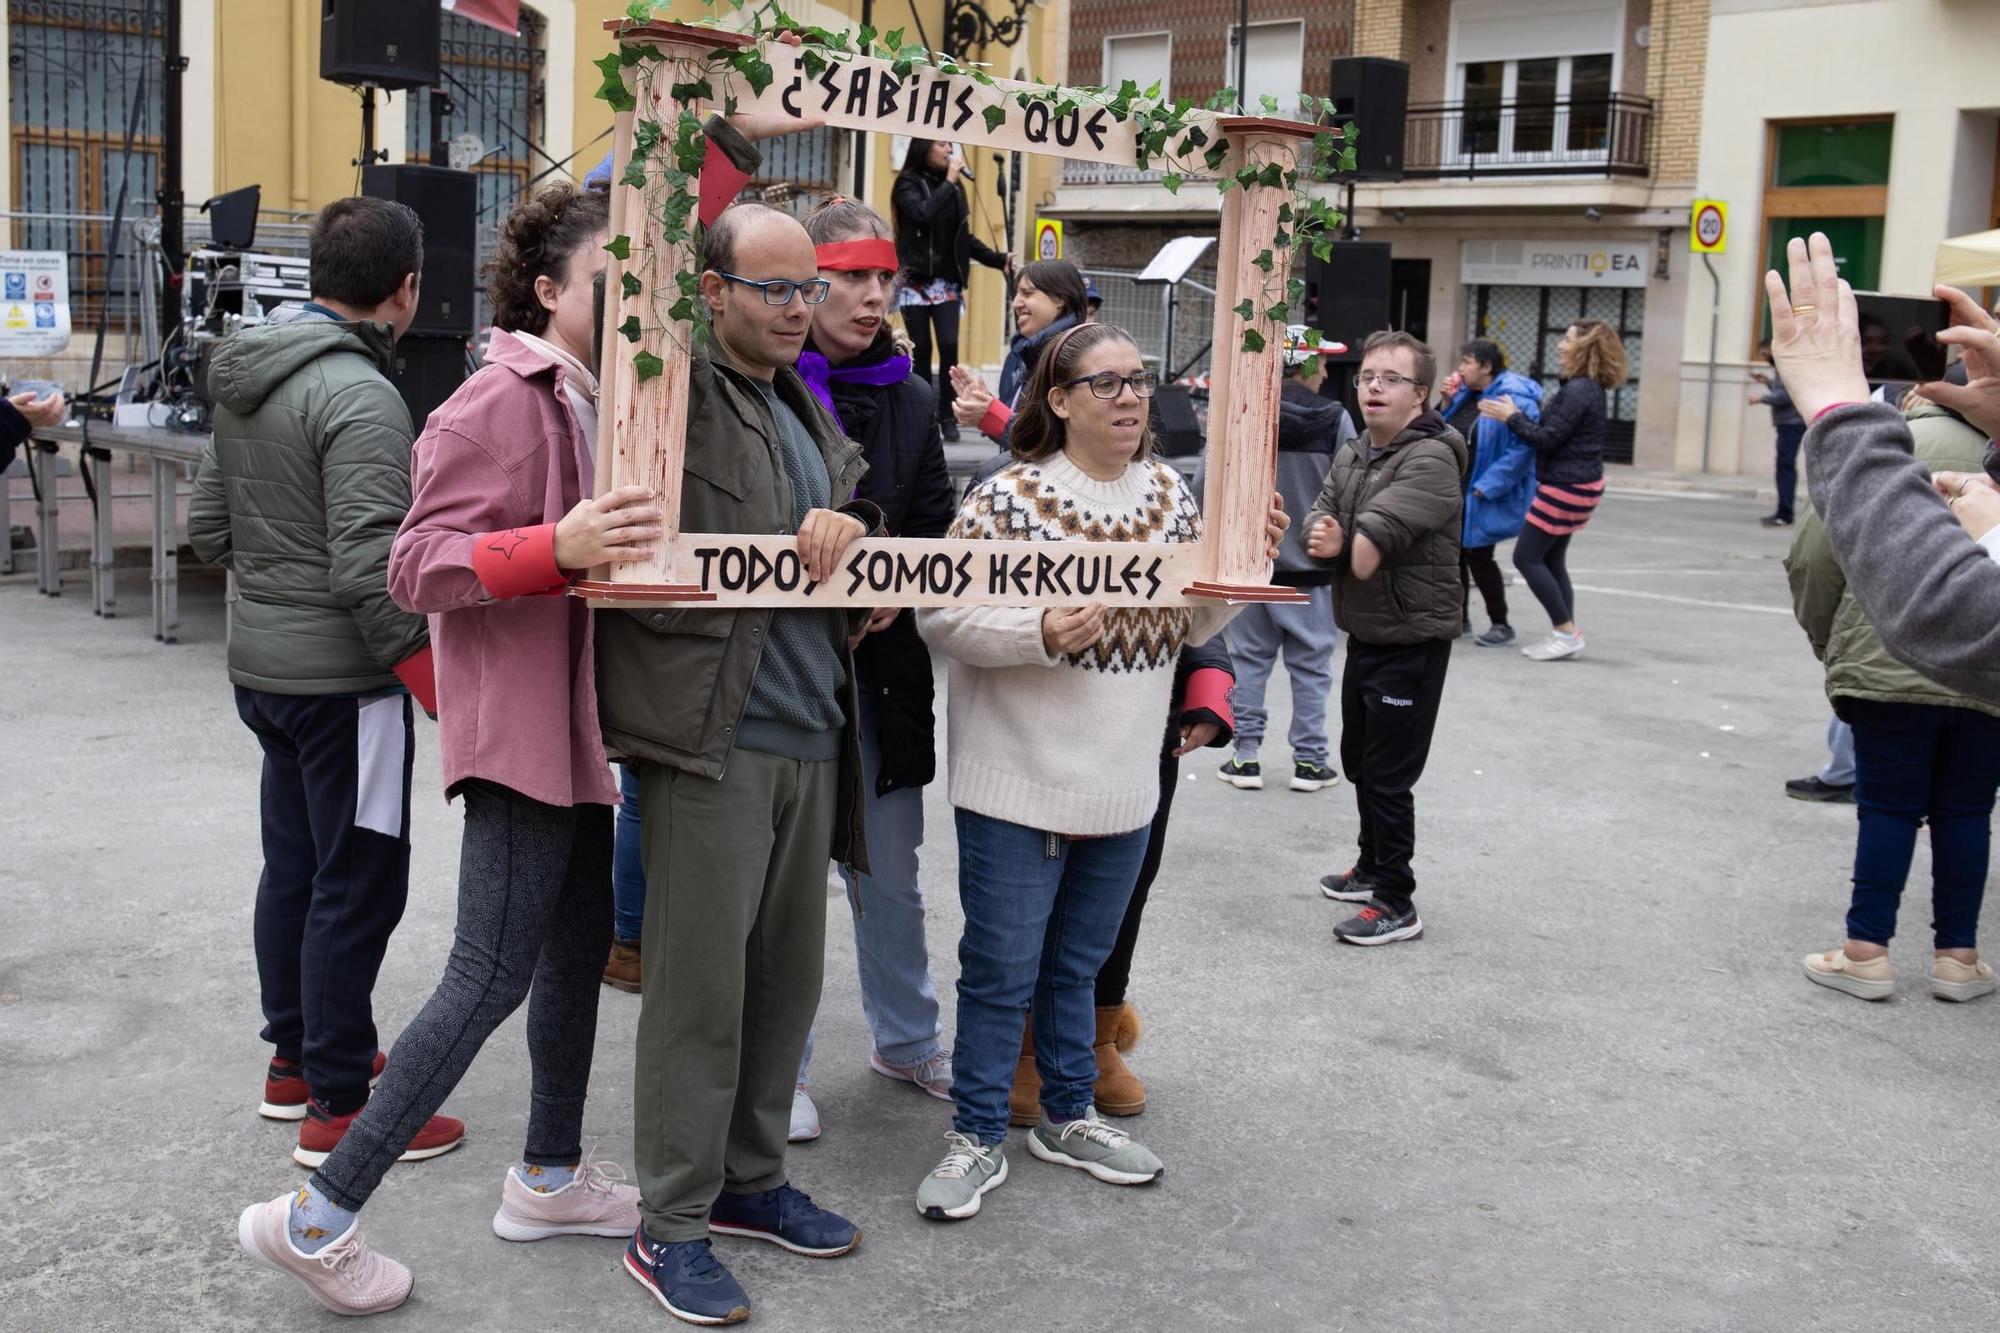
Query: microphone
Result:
<box><xmin>959</xmin><ymin>164</ymin><xmax>976</xmax><ymax>182</ymax></box>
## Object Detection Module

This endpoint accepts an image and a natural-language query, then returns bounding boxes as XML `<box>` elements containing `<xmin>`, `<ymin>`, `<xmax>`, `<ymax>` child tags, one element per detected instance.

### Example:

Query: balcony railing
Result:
<box><xmin>1404</xmin><ymin>93</ymin><xmax>1653</xmax><ymax>179</ymax></box>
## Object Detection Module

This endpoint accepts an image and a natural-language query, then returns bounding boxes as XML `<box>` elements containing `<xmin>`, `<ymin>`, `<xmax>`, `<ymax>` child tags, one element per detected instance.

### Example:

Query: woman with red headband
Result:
<box><xmin>782</xmin><ymin>198</ymin><xmax>959</xmax><ymax>1141</ymax></box>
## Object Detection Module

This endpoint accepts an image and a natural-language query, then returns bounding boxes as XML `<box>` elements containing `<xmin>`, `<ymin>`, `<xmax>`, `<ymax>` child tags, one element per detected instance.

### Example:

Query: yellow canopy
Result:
<box><xmin>1936</xmin><ymin>228</ymin><xmax>2000</xmax><ymax>287</ymax></box>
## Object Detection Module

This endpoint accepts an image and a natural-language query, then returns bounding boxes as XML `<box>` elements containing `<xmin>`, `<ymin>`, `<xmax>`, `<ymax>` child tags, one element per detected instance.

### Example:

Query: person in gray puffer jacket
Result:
<box><xmin>188</xmin><ymin>196</ymin><xmax>443</xmax><ymax>1145</ymax></box>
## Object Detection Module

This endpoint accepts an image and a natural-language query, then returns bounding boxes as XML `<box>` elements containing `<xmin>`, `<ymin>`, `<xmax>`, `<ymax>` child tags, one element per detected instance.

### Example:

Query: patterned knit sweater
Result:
<box><xmin>917</xmin><ymin>452</ymin><xmax>1236</xmax><ymax>836</ymax></box>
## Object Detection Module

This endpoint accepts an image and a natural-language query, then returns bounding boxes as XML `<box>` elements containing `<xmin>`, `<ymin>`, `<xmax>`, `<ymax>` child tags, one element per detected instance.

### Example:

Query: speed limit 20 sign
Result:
<box><xmin>1690</xmin><ymin>199</ymin><xmax>1727</xmax><ymax>254</ymax></box>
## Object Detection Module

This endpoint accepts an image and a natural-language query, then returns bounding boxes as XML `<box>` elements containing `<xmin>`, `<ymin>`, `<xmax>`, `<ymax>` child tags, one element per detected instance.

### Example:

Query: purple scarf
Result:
<box><xmin>796</xmin><ymin>348</ymin><xmax>913</xmax><ymax>434</ymax></box>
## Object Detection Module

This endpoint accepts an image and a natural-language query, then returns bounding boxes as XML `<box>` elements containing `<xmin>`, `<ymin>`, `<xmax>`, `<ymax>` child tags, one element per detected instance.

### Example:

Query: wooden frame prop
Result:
<box><xmin>578</xmin><ymin>15</ymin><xmax>1354</xmax><ymax>610</ymax></box>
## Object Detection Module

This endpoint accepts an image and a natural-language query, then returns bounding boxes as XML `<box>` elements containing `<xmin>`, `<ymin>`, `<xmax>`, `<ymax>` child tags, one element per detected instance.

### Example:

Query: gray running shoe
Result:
<box><xmin>916</xmin><ymin>1132</ymin><xmax>1008</xmax><ymax>1221</ymax></box>
<box><xmin>1475</xmin><ymin>625</ymin><xmax>1515</xmax><ymax>647</ymax></box>
<box><xmin>1027</xmin><ymin>1109</ymin><xmax>1162</xmax><ymax>1185</ymax></box>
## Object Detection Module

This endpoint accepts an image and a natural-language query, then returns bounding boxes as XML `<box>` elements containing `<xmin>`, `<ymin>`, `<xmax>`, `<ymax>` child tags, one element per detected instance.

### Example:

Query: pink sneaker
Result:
<box><xmin>235</xmin><ymin>1190</ymin><xmax>412</xmax><ymax>1316</ymax></box>
<box><xmin>491</xmin><ymin>1155</ymin><xmax>641</xmax><ymax>1242</ymax></box>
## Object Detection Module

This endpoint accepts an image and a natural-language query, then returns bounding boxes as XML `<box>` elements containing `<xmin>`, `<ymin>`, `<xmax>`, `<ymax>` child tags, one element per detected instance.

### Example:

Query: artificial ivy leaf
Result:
<box><xmin>1272</xmin><ymin>228</ymin><xmax>1290</xmax><ymax>249</ymax></box>
<box><xmin>1286</xmin><ymin>277</ymin><xmax>1305</xmax><ymax>303</ymax></box>
<box><xmin>885</xmin><ymin>26</ymin><xmax>906</xmax><ymax>49</ymax></box>
<box><xmin>802</xmin><ymin>48</ymin><xmax>826</xmax><ymax>78</ymax></box>
<box><xmin>1232</xmin><ymin>300</ymin><xmax>1254</xmax><ymax>320</ymax></box>
<box><xmin>1259</xmin><ymin>93</ymin><xmax>1279</xmax><ymax>114</ymax></box>
<box><xmin>633</xmin><ymin>350</ymin><xmax>665</xmax><ymax>382</ymax></box>
<box><xmin>983</xmin><ymin>105</ymin><xmax>1006</xmax><ymax>133</ymax></box>
<box><xmin>734</xmin><ymin>51</ymin><xmax>774</xmax><ymax>95</ymax></box>
<box><xmin>858</xmin><ymin>23</ymin><xmax>877</xmax><ymax>51</ymax></box>
<box><xmin>676</xmin><ymin>270</ymin><xmax>701</xmax><ymax>296</ymax></box>
<box><xmin>1144</xmin><ymin>80</ymin><xmax>1162</xmax><ymax>100</ymax></box>
<box><xmin>625</xmin><ymin>0</ymin><xmax>650</xmax><ymax>19</ymax></box>
<box><xmin>620</xmin><ymin>160</ymin><xmax>648</xmax><ymax>190</ymax></box>
<box><xmin>1203</xmin><ymin>141</ymin><xmax>1230</xmax><ymax>171</ymax></box>
<box><xmin>669</xmin><ymin>78</ymin><xmax>714</xmax><ymax>103</ymax></box>
<box><xmin>621</xmin><ymin>272</ymin><xmax>643</xmax><ymax>299</ymax></box>
<box><xmin>1258</xmin><ymin>162</ymin><xmax>1285</xmax><ymax>189</ymax></box>
<box><xmin>668</xmin><ymin>297</ymin><xmax>698</xmax><ymax>323</ymax></box>
<box><xmin>1264</xmin><ymin>303</ymin><xmax>1287</xmax><ymax>322</ymax></box>
<box><xmin>1253</xmin><ymin>249</ymin><xmax>1274</xmax><ymax>273</ymax></box>
<box><xmin>1241</xmin><ymin>328</ymin><xmax>1266</xmax><ymax>353</ymax></box>
<box><xmin>1312</xmin><ymin>235</ymin><xmax>1335</xmax><ymax>261</ymax></box>
<box><xmin>1161</xmin><ymin>173</ymin><xmax>1183</xmax><ymax>195</ymax></box>
<box><xmin>594</xmin><ymin>53</ymin><xmax>636</xmax><ymax>113</ymax></box>
<box><xmin>634</xmin><ymin>119</ymin><xmax>663</xmax><ymax>154</ymax></box>
<box><xmin>618</xmin><ymin>315</ymin><xmax>642</xmax><ymax>343</ymax></box>
<box><xmin>604</xmin><ymin>234</ymin><xmax>632</xmax><ymax>261</ymax></box>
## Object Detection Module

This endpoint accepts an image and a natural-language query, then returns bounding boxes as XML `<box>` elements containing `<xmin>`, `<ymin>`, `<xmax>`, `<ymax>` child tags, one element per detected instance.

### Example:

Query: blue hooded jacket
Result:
<box><xmin>1445</xmin><ymin>369</ymin><xmax>1543</xmax><ymax>547</ymax></box>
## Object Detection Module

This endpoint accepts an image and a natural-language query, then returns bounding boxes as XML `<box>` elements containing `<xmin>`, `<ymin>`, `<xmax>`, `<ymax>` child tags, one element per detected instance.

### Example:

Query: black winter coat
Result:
<box><xmin>1503</xmin><ymin>377</ymin><xmax>1607</xmax><ymax>486</ymax></box>
<box><xmin>892</xmin><ymin>167</ymin><xmax>1007</xmax><ymax>287</ymax></box>
<box><xmin>827</xmin><ymin>332</ymin><xmax>958</xmax><ymax>796</ymax></box>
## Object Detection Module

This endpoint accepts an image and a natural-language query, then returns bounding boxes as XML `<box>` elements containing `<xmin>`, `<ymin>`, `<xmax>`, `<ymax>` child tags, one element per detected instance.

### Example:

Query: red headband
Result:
<box><xmin>815</xmin><ymin>238</ymin><xmax>899</xmax><ymax>273</ymax></box>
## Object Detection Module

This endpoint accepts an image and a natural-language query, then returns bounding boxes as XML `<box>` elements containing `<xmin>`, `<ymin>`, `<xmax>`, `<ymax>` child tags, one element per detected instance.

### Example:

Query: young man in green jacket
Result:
<box><xmin>1304</xmin><ymin>330</ymin><xmax>1469</xmax><ymax>947</ymax></box>
<box><xmin>594</xmin><ymin>202</ymin><xmax>882</xmax><ymax>1325</ymax></box>
<box><xmin>189</xmin><ymin>197</ymin><xmax>453</xmax><ymax>1163</ymax></box>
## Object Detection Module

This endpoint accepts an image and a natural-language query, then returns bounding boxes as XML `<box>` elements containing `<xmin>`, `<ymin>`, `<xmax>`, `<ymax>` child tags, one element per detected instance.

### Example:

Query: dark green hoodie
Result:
<box><xmin>189</xmin><ymin>313</ymin><xmax>429</xmax><ymax>694</ymax></box>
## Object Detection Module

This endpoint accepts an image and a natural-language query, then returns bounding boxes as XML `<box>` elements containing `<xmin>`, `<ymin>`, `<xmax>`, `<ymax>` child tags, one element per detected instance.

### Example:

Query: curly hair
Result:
<box><xmin>1563</xmin><ymin>319</ymin><xmax>1628</xmax><ymax>390</ymax></box>
<box><xmin>1009</xmin><ymin>321</ymin><xmax>1152</xmax><ymax>464</ymax></box>
<box><xmin>483</xmin><ymin>182</ymin><xmax>608</xmax><ymax>335</ymax></box>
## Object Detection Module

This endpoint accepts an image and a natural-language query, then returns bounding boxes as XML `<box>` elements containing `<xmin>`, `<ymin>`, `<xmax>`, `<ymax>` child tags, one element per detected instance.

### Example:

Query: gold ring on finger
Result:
<box><xmin>1793</xmin><ymin>303</ymin><xmax>1819</xmax><ymax>314</ymax></box>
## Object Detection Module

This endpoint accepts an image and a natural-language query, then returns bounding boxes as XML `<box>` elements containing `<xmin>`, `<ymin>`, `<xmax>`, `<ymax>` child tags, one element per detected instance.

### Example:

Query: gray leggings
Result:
<box><xmin>312</xmin><ymin>780</ymin><xmax>614</xmax><ymax>1211</ymax></box>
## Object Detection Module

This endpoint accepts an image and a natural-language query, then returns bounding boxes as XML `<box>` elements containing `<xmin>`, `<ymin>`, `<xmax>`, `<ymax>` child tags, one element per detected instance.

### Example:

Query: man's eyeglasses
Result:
<box><xmin>1353</xmin><ymin>370</ymin><xmax>1422</xmax><ymax>390</ymax></box>
<box><xmin>1059</xmin><ymin>371</ymin><xmax>1160</xmax><ymax>399</ymax></box>
<box><xmin>711</xmin><ymin>270</ymin><xmax>831</xmax><ymax>306</ymax></box>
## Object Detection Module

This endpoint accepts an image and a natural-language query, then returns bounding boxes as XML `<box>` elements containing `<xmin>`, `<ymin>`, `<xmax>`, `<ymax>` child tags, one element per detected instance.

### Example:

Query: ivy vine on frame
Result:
<box><xmin>601</xmin><ymin>0</ymin><xmax>1361</xmax><ymax>376</ymax></box>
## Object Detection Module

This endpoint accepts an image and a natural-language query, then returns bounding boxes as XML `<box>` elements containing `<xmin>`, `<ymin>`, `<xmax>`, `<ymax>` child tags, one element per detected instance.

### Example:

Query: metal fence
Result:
<box><xmin>1081</xmin><ymin>269</ymin><xmax>1218</xmax><ymax>385</ymax></box>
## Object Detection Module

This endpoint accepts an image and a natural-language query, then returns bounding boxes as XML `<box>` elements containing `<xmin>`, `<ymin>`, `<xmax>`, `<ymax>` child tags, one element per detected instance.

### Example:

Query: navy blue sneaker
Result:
<box><xmin>623</xmin><ymin>1230</ymin><xmax>751</xmax><ymax>1326</ymax></box>
<box><xmin>1333</xmin><ymin>899</ymin><xmax>1424</xmax><ymax>946</ymax></box>
<box><xmin>708</xmin><ymin>1183</ymin><xmax>861</xmax><ymax>1258</ymax></box>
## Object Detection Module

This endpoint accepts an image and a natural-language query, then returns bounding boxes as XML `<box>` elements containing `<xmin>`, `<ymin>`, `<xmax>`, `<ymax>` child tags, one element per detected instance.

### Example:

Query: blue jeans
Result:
<box><xmin>799</xmin><ymin>692</ymin><xmax>943</xmax><ymax>1082</ymax></box>
<box><xmin>611</xmin><ymin>764</ymin><xmax>646</xmax><ymax>942</ymax></box>
<box><xmin>1773</xmin><ymin>421</ymin><xmax>1805</xmax><ymax>522</ymax></box>
<box><xmin>1819</xmin><ymin>715</ymin><xmax>1855</xmax><ymax>787</ymax></box>
<box><xmin>1845</xmin><ymin>700</ymin><xmax>2000</xmax><ymax>949</ymax></box>
<box><xmin>950</xmin><ymin>809</ymin><xmax>1151</xmax><ymax>1145</ymax></box>
<box><xmin>1226</xmin><ymin>586</ymin><xmax>1336</xmax><ymax>767</ymax></box>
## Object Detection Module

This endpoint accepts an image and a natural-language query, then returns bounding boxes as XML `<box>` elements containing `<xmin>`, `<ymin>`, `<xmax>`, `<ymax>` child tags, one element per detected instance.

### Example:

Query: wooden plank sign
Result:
<box><xmin>579</xmin><ymin>21</ymin><xmax>1325</xmax><ymax>611</ymax></box>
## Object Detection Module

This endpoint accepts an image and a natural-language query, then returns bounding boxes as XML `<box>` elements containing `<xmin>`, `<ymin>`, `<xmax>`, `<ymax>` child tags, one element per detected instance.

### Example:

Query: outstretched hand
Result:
<box><xmin>1914</xmin><ymin>285</ymin><xmax>2000</xmax><ymax>440</ymax></box>
<box><xmin>1764</xmin><ymin>232</ymin><xmax>1868</xmax><ymax>422</ymax></box>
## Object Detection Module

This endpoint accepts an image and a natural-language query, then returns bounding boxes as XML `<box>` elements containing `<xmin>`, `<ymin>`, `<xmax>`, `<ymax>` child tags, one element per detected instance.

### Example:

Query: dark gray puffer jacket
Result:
<box><xmin>189</xmin><ymin>315</ymin><xmax>429</xmax><ymax>694</ymax></box>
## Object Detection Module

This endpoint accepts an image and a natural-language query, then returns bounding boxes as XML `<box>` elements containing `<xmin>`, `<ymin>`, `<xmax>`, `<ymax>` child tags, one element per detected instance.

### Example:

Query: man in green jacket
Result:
<box><xmin>595</xmin><ymin>203</ymin><xmax>882</xmax><ymax>1323</ymax></box>
<box><xmin>1304</xmin><ymin>330</ymin><xmax>1469</xmax><ymax>948</ymax></box>
<box><xmin>188</xmin><ymin>197</ymin><xmax>449</xmax><ymax>1163</ymax></box>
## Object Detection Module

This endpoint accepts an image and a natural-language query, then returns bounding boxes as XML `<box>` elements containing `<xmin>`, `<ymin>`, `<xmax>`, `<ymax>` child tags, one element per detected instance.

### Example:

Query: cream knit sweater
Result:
<box><xmin>918</xmin><ymin>452</ymin><xmax>1236</xmax><ymax>836</ymax></box>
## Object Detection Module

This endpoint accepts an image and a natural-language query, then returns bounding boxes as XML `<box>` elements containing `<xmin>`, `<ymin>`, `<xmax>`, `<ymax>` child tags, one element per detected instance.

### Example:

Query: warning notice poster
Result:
<box><xmin>0</xmin><ymin>251</ymin><xmax>71</xmax><ymax>356</ymax></box>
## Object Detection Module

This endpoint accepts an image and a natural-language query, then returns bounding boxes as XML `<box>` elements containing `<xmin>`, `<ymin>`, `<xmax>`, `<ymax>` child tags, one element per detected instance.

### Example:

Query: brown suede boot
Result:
<box><xmin>1009</xmin><ymin>1014</ymin><xmax>1041</xmax><ymax>1127</ymax></box>
<box><xmin>1094</xmin><ymin>1002</ymin><xmax>1145</xmax><ymax>1115</ymax></box>
<box><xmin>601</xmin><ymin>939</ymin><xmax>642</xmax><ymax>993</ymax></box>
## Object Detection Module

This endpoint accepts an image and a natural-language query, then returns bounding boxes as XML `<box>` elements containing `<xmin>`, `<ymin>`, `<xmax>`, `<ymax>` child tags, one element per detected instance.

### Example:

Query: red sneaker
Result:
<box><xmin>259</xmin><ymin>1051</ymin><xmax>387</xmax><ymax>1122</ymax></box>
<box><xmin>293</xmin><ymin>1100</ymin><xmax>464</xmax><ymax>1169</ymax></box>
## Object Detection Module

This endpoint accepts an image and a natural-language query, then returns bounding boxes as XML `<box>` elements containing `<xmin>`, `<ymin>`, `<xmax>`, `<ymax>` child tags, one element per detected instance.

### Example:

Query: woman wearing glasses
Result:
<box><xmin>911</xmin><ymin>321</ymin><xmax>1282</xmax><ymax>1221</ymax></box>
<box><xmin>1477</xmin><ymin>319</ymin><xmax>1625</xmax><ymax>661</ymax></box>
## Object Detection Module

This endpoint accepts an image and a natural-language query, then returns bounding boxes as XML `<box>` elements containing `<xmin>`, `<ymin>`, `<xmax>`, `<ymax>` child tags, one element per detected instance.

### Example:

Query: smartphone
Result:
<box><xmin>1851</xmin><ymin>292</ymin><xmax>1951</xmax><ymax>384</ymax></box>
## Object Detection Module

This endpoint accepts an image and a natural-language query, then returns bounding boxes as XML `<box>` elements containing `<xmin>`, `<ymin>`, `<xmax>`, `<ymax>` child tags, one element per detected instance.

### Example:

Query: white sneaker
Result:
<box><xmin>789</xmin><ymin>1085</ymin><xmax>821</xmax><ymax>1142</ymax></box>
<box><xmin>1522</xmin><ymin>631</ymin><xmax>1584</xmax><ymax>661</ymax></box>
<box><xmin>870</xmin><ymin>1050</ymin><xmax>954</xmax><ymax>1101</ymax></box>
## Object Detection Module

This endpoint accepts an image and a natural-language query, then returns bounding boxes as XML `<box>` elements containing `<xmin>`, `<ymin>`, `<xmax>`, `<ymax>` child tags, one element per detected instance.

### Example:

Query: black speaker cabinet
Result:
<box><xmin>1306</xmin><ymin>242</ymin><xmax>1394</xmax><ymax>350</ymax></box>
<box><xmin>1330</xmin><ymin>57</ymin><xmax>1409</xmax><ymax>181</ymax></box>
<box><xmin>1149</xmin><ymin>383</ymin><xmax>1203</xmax><ymax>459</ymax></box>
<box><xmin>321</xmin><ymin>0</ymin><xmax>440</xmax><ymax>91</ymax></box>
<box><xmin>362</xmin><ymin>164</ymin><xmax>477</xmax><ymax>338</ymax></box>
<box><xmin>389</xmin><ymin>335</ymin><xmax>469</xmax><ymax>433</ymax></box>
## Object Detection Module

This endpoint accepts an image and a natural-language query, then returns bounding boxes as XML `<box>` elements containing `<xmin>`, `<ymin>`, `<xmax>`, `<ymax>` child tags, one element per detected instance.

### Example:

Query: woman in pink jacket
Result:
<box><xmin>234</xmin><ymin>114</ymin><xmax>773</xmax><ymax>1314</ymax></box>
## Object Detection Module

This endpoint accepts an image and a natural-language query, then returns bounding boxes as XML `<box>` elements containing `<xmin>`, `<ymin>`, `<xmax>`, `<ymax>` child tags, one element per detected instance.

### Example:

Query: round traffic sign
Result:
<box><xmin>1694</xmin><ymin>204</ymin><xmax>1724</xmax><ymax>249</ymax></box>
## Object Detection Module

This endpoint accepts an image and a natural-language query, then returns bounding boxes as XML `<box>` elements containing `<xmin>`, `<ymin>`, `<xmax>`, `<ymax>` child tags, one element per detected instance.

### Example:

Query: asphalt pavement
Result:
<box><xmin>4</xmin><ymin>487</ymin><xmax>1996</xmax><ymax>1331</ymax></box>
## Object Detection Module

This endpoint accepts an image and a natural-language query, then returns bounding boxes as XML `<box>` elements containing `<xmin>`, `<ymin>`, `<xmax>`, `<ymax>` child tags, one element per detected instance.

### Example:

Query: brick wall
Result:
<box><xmin>1066</xmin><ymin>0</ymin><xmax>1353</xmax><ymax>104</ymax></box>
<box><xmin>1644</xmin><ymin>0</ymin><xmax>1709</xmax><ymax>184</ymax></box>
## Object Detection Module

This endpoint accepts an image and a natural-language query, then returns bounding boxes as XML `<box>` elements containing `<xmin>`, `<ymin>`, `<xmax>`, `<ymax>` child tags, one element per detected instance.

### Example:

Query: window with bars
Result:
<box><xmin>407</xmin><ymin>6</ymin><xmax>546</xmax><ymax>330</ymax></box>
<box><xmin>1468</xmin><ymin>283</ymin><xmax>1644</xmax><ymax>465</ymax></box>
<box><xmin>8</xmin><ymin>0</ymin><xmax>165</xmax><ymax>328</ymax></box>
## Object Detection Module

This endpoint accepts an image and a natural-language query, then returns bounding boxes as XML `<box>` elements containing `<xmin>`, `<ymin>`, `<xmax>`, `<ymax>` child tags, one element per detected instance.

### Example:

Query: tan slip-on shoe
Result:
<box><xmin>1804</xmin><ymin>949</ymin><xmax>1895</xmax><ymax>1001</ymax></box>
<box><xmin>1932</xmin><ymin>956</ymin><xmax>1996</xmax><ymax>1003</ymax></box>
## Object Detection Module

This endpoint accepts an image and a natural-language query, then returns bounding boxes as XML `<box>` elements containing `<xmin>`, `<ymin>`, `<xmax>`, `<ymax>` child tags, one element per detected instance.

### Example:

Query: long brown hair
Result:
<box><xmin>1563</xmin><ymin>319</ymin><xmax>1627</xmax><ymax>390</ymax></box>
<box><xmin>1009</xmin><ymin>322</ymin><xmax>1153</xmax><ymax>464</ymax></box>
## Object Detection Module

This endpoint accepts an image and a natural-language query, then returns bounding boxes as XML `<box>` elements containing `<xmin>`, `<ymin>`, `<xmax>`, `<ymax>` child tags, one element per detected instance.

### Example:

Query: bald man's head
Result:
<box><xmin>699</xmin><ymin>203</ymin><xmax>818</xmax><ymax>380</ymax></box>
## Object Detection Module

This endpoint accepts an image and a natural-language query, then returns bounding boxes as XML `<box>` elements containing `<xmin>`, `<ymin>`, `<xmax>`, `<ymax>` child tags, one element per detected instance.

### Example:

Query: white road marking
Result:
<box><xmin>1565</xmin><ymin>581</ymin><xmax>1792</xmax><ymax>615</ymax></box>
